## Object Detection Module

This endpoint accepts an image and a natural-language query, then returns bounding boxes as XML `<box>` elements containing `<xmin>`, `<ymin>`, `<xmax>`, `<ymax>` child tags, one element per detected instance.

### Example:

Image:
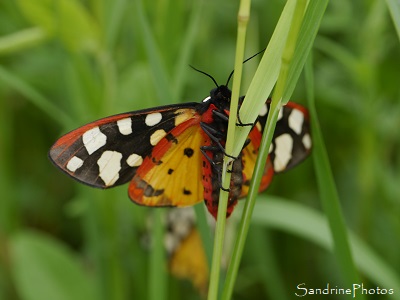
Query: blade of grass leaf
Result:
<box><xmin>135</xmin><ymin>0</ymin><xmax>172</xmax><ymax>104</ymax></box>
<box><xmin>304</xmin><ymin>57</ymin><xmax>363</xmax><ymax>293</ymax></box>
<box><xmin>275</xmin><ymin>0</ymin><xmax>307</xmax><ymax>105</ymax></box>
<box><xmin>97</xmin><ymin>51</ymin><xmax>118</xmax><ymax>115</ymax></box>
<box><xmin>386</xmin><ymin>0</ymin><xmax>400</xmax><ymax>41</ymax></box>
<box><xmin>104</xmin><ymin>0</ymin><xmax>127</xmax><ymax>51</ymax></box>
<box><xmin>207</xmin><ymin>0</ymin><xmax>250</xmax><ymax>299</ymax></box>
<box><xmin>0</xmin><ymin>27</ymin><xmax>49</xmax><ymax>55</ymax></box>
<box><xmin>96</xmin><ymin>0</ymin><xmax>125</xmax><ymax>116</ymax></box>
<box><xmin>10</xmin><ymin>231</ymin><xmax>97</xmax><ymax>300</ymax></box>
<box><xmin>283</xmin><ymin>0</ymin><xmax>328</xmax><ymax>103</ymax></box>
<box><xmin>0</xmin><ymin>66</ymin><xmax>74</xmax><ymax>127</ymax></box>
<box><xmin>223</xmin><ymin>2</ymin><xmax>328</xmax><ymax>298</ymax></box>
<box><xmin>80</xmin><ymin>189</ymin><xmax>122</xmax><ymax>300</ymax></box>
<box><xmin>172</xmin><ymin>0</ymin><xmax>204</xmax><ymax>101</ymax></box>
<box><xmin>0</xmin><ymin>91</ymin><xmax>16</xmax><ymax>234</ymax></box>
<box><xmin>65</xmin><ymin>56</ymin><xmax>98</xmax><ymax>122</ymax></box>
<box><xmin>222</xmin><ymin>1</ymin><xmax>301</xmax><ymax>298</ymax></box>
<box><xmin>232</xmin><ymin>1</ymin><xmax>297</xmax><ymax>156</ymax></box>
<box><xmin>149</xmin><ymin>210</ymin><xmax>167</xmax><ymax>300</ymax></box>
<box><xmin>246</xmin><ymin>227</ymin><xmax>289</xmax><ymax>300</ymax></box>
<box><xmin>193</xmin><ymin>205</ymin><xmax>213</xmax><ymax>268</ymax></box>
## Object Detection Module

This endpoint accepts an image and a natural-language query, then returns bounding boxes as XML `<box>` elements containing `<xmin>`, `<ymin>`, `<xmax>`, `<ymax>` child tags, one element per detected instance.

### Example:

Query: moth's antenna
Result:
<box><xmin>225</xmin><ymin>48</ymin><xmax>266</xmax><ymax>87</ymax></box>
<box><xmin>190</xmin><ymin>65</ymin><xmax>219</xmax><ymax>88</ymax></box>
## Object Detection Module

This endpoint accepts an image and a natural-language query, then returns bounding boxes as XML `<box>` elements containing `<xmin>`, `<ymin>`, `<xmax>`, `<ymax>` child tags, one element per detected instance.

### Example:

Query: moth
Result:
<box><xmin>49</xmin><ymin>80</ymin><xmax>311</xmax><ymax>218</ymax></box>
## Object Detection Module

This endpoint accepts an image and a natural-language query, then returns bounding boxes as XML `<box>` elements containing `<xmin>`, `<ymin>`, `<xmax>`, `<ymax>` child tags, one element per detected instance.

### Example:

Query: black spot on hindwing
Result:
<box><xmin>152</xmin><ymin>157</ymin><xmax>163</xmax><ymax>165</ymax></box>
<box><xmin>166</xmin><ymin>133</ymin><xmax>178</xmax><ymax>144</ymax></box>
<box><xmin>184</xmin><ymin>148</ymin><xmax>194</xmax><ymax>158</ymax></box>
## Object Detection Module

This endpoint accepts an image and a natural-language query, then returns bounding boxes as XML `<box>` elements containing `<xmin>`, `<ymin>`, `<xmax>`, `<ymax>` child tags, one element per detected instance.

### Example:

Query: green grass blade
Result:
<box><xmin>0</xmin><ymin>27</ymin><xmax>49</xmax><ymax>55</ymax></box>
<box><xmin>223</xmin><ymin>2</ymin><xmax>328</xmax><ymax>298</ymax></box>
<box><xmin>193</xmin><ymin>205</ymin><xmax>213</xmax><ymax>268</ymax></box>
<box><xmin>171</xmin><ymin>0</ymin><xmax>204</xmax><ymax>101</ymax></box>
<box><xmin>244</xmin><ymin>227</ymin><xmax>289</xmax><ymax>300</ymax></box>
<box><xmin>17</xmin><ymin>0</ymin><xmax>101</xmax><ymax>53</ymax></box>
<box><xmin>232</xmin><ymin>1</ymin><xmax>297</xmax><ymax>156</ymax></box>
<box><xmin>386</xmin><ymin>0</ymin><xmax>400</xmax><ymax>41</ymax></box>
<box><xmin>208</xmin><ymin>0</ymin><xmax>251</xmax><ymax>298</ymax></box>
<box><xmin>283</xmin><ymin>0</ymin><xmax>329</xmax><ymax>103</ymax></box>
<box><xmin>0</xmin><ymin>89</ymin><xmax>17</xmax><ymax>234</ymax></box>
<box><xmin>10</xmin><ymin>231</ymin><xmax>97</xmax><ymax>300</ymax></box>
<box><xmin>149</xmin><ymin>210</ymin><xmax>167</xmax><ymax>300</ymax></box>
<box><xmin>0</xmin><ymin>66</ymin><xmax>74</xmax><ymax>127</ymax></box>
<box><xmin>305</xmin><ymin>58</ymin><xmax>363</xmax><ymax>292</ymax></box>
<box><xmin>135</xmin><ymin>0</ymin><xmax>172</xmax><ymax>104</ymax></box>
<box><xmin>222</xmin><ymin>2</ymin><xmax>298</xmax><ymax>299</ymax></box>
<box><xmin>104</xmin><ymin>0</ymin><xmax>128</xmax><ymax>51</ymax></box>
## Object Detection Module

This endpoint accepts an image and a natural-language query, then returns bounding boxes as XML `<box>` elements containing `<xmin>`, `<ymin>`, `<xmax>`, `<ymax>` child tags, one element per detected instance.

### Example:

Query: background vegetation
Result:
<box><xmin>0</xmin><ymin>0</ymin><xmax>399</xmax><ymax>299</ymax></box>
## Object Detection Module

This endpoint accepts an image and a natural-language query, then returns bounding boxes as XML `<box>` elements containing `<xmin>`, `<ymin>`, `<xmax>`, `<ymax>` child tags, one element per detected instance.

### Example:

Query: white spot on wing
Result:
<box><xmin>127</xmin><ymin>153</ymin><xmax>143</xmax><ymax>167</ymax></box>
<box><xmin>67</xmin><ymin>156</ymin><xmax>83</xmax><ymax>172</ymax></box>
<box><xmin>150</xmin><ymin>129</ymin><xmax>166</xmax><ymax>146</ymax></box>
<box><xmin>259</xmin><ymin>104</ymin><xmax>268</xmax><ymax>117</ymax></box>
<box><xmin>277</xmin><ymin>108</ymin><xmax>283</xmax><ymax>120</ymax></box>
<box><xmin>117</xmin><ymin>118</ymin><xmax>132</xmax><ymax>135</ymax></box>
<box><xmin>273</xmin><ymin>133</ymin><xmax>293</xmax><ymax>172</ymax></box>
<box><xmin>83</xmin><ymin>127</ymin><xmax>107</xmax><ymax>155</ymax></box>
<box><xmin>97</xmin><ymin>150</ymin><xmax>122</xmax><ymax>186</ymax></box>
<box><xmin>302</xmin><ymin>133</ymin><xmax>312</xmax><ymax>150</ymax></box>
<box><xmin>288</xmin><ymin>109</ymin><xmax>304</xmax><ymax>135</ymax></box>
<box><xmin>202</xmin><ymin>96</ymin><xmax>211</xmax><ymax>103</ymax></box>
<box><xmin>145</xmin><ymin>112</ymin><xmax>162</xmax><ymax>127</ymax></box>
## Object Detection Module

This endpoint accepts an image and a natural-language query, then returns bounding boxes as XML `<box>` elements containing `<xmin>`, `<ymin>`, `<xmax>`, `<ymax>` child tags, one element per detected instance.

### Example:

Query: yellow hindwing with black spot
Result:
<box><xmin>129</xmin><ymin>116</ymin><xmax>206</xmax><ymax>207</ymax></box>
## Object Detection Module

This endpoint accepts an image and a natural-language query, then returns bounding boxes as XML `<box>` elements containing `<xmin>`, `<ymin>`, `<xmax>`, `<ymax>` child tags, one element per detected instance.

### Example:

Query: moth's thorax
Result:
<box><xmin>209</xmin><ymin>85</ymin><xmax>232</xmax><ymax>109</ymax></box>
<box><xmin>210</xmin><ymin>85</ymin><xmax>231</xmax><ymax>99</ymax></box>
<box><xmin>197</xmin><ymin>85</ymin><xmax>232</xmax><ymax>116</ymax></box>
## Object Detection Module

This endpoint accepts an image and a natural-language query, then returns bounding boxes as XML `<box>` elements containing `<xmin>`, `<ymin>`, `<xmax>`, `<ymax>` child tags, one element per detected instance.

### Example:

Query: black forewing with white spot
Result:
<box><xmin>256</xmin><ymin>100</ymin><xmax>311</xmax><ymax>173</ymax></box>
<box><xmin>49</xmin><ymin>103</ymin><xmax>199</xmax><ymax>188</ymax></box>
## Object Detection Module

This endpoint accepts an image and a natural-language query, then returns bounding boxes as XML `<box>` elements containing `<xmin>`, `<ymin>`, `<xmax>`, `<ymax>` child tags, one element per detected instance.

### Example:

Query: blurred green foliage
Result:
<box><xmin>0</xmin><ymin>0</ymin><xmax>399</xmax><ymax>299</ymax></box>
